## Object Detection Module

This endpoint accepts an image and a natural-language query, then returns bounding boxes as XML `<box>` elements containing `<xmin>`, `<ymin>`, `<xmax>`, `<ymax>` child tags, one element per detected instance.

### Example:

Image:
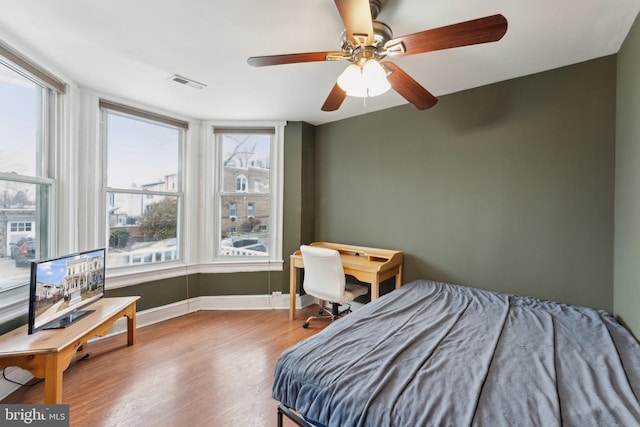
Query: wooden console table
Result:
<box><xmin>0</xmin><ymin>296</ymin><xmax>140</xmax><ymax>404</ymax></box>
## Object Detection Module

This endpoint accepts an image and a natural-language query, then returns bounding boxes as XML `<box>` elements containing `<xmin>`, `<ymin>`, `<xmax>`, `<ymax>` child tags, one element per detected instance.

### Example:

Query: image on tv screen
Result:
<box><xmin>31</xmin><ymin>249</ymin><xmax>105</xmax><ymax>331</ymax></box>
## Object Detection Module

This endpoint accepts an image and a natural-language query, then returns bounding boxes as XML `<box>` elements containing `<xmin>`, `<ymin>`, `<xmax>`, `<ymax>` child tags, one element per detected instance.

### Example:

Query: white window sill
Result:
<box><xmin>106</xmin><ymin>259</ymin><xmax>284</xmax><ymax>289</ymax></box>
<box><xmin>0</xmin><ymin>284</ymin><xmax>29</xmax><ymax>325</ymax></box>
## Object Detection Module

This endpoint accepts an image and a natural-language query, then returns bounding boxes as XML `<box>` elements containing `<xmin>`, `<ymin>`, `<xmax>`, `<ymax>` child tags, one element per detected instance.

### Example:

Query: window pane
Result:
<box><xmin>218</xmin><ymin>131</ymin><xmax>271</xmax><ymax>258</ymax></box>
<box><xmin>0</xmin><ymin>53</ymin><xmax>53</xmax><ymax>325</ymax></box>
<box><xmin>107</xmin><ymin>193</ymin><xmax>179</xmax><ymax>267</ymax></box>
<box><xmin>0</xmin><ymin>179</ymin><xmax>49</xmax><ymax>287</ymax></box>
<box><xmin>0</xmin><ymin>64</ymin><xmax>42</xmax><ymax>176</ymax></box>
<box><xmin>104</xmin><ymin>106</ymin><xmax>184</xmax><ymax>269</ymax></box>
<box><xmin>106</xmin><ymin>113</ymin><xmax>180</xmax><ymax>190</ymax></box>
<box><xmin>221</xmin><ymin>133</ymin><xmax>270</xmax><ymax>193</ymax></box>
<box><xmin>220</xmin><ymin>194</ymin><xmax>269</xmax><ymax>257</ymax></box>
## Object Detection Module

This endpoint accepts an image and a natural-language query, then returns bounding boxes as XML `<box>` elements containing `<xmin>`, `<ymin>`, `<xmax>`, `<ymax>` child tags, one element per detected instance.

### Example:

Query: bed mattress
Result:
<box><xmin>273</xmin><ymin>280</ymin><xmax>640</xmax><ymax>426</ymax></box>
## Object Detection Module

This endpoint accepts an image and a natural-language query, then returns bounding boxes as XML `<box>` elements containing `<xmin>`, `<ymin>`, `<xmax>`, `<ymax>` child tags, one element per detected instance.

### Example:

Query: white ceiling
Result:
<box><xmin>0</xmin><ymin>0</ymin><xmax>638</xmax><ymax>126</ymax></box>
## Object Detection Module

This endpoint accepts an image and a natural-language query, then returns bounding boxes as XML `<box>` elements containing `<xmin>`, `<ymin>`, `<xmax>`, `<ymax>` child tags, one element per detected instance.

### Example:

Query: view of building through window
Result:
<box><xmin>218</xmin><ymin>131</ymin><xmax>271</xmax><ymax>257</ymax></box>
<box><xmin>103</xmin><ymin>110</ymin><xmax>183</xmax><ymax>268</ymax></box>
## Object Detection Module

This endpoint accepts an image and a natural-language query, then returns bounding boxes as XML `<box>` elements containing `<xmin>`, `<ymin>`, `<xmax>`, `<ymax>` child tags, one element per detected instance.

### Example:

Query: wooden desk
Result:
<box><xmin>0</xmin><ymin>296</ymin><xmax>140</xmax><ymax>404</ymax></box>
<box><xmin>289</xmin><ymin>242</ymin><xmax>403</xmax><ymax>320</ymax></box>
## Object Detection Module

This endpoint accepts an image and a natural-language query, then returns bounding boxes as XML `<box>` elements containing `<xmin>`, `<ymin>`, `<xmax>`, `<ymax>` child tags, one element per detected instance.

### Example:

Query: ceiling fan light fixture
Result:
<box><xmin>337</xmin><ymin>63</ymin><xmax>365</xmax><ymax>96</ymax></box>
<box><xmin>337</xmin><ymin>59</ymin><xmax>390</xmax><ymax>98</ymax></box>
<box><xmin>362</xmin><ymin>59</ymin><xmax>391</xmax><ymax>96</ymax></box>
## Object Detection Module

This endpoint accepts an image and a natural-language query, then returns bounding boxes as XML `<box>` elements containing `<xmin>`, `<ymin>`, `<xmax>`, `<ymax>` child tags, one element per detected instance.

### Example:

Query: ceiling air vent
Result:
<box><xmin>169</xmin><ymin>74</ymin><xmax>206</xmax><ymax>90</ymax></box>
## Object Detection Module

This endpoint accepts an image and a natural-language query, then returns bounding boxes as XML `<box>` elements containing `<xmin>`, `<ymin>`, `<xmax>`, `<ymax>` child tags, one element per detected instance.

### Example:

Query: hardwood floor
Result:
<box><xmin>1</xmin><ymin>306</ymin><xmax>323</xmax><ymax>427</ymax></box>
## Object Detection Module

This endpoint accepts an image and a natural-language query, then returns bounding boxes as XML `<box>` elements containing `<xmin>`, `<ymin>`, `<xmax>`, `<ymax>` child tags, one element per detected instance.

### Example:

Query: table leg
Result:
<box><xmin>44</xmin><ymin>354</ymin><xmax>63</xmax><ymax>404</ymax></box>
<box><xmin>289</xmin><ymin>261</ymin><xmax>296</xmax><ymax>320</ymax></box>
<box><xmin>395</xmin><ymin>265</ymin><xmax>403</xmax><ymax>289</ymax></box>
<box><xmin>127</xmin><ymin>303</ymin><xmax>137</xmax><ymax>346</ymax></box>
<box><xmin>371</xmin><ymin>279</ymin><xmax>380</xmax><ymax>301</ymax></box>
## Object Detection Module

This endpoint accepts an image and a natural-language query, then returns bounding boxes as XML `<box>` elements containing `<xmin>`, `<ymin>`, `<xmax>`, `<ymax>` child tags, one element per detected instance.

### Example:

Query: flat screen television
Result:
<box><xmin>28</xmin><ymin>248</ymin><xmax>106</xmax><ymax>334</ymax></box>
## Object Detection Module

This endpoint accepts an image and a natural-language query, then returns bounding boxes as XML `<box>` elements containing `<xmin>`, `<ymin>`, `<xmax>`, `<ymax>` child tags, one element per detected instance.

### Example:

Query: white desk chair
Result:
<box><xmin>300</xmin><ymin>245</ymin><xmax>369</xmax><ymax>328</ymax></box>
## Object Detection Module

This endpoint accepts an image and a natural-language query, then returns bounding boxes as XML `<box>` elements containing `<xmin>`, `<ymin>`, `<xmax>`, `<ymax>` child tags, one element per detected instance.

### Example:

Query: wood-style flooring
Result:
<box><xmin>1</xmin><ymin>306</ymin><xmax>323</xmax><ymax>427</ymax></box>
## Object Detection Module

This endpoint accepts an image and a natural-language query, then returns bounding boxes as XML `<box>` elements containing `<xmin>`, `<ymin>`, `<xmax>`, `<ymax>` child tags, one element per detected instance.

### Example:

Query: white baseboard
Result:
<box><xmin>0</xmin><ymin>293</ymin><xmax>314</xmax><ymax>400</ymax></box>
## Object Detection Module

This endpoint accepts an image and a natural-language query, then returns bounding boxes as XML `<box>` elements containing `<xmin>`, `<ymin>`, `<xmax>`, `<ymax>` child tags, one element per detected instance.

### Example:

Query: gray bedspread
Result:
<box><xmin>273</xmin><ymin>280</ymin><xmax>640</xmax><ymax>426</ymax></box>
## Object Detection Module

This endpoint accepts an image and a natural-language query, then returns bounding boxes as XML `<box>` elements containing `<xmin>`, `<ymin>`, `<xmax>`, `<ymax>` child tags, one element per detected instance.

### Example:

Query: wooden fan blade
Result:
<box><xmin>321</xmin><ymin>83</ymin><xmax>347</xmax><ymax>112</ymax></box>
<box><xmin>385</xmin><ymin>62</ymin><xmax>438</xmax><ymax>110</ymax></box>
<box><xmin>248</xmin><ymin>52</ymin><xmax>344</xmax><ymax>67</ymax></box>
<box><xmin>384</xmin><ymin>14</ymin><xmax>508</xmax><ymax>56</ymax></box>
<box><xmin>334</xmin><ymin>0</ymin><xmax>374</xmax><ymax>45</ymax></box>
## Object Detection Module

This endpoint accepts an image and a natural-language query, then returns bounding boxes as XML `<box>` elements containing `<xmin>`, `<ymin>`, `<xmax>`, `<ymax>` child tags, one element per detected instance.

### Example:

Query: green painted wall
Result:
<box><xmin>282</xmin><ymin>121</ymin><xmax>315</xmax><ymax>292</ymax></box>
<box><xmin>106</xmin><ymin>275</ymin><xmax>190</xmax><ymax>311</ymax></box>
<box><xmin>197</xmin><ymin>271</ymin><xmax>277</xmax><ymax>296</ymax></box>
<box><xmin>315</xmin><ymin>56</ymin><xmax>616</xmax><ymax>310</ymax></box>
<box><xmin>615</xmin><ymin>13</ymin><xmax>640</xmax><ymax>338</ymax></box>
<box><xmin>300</xmin><ymin>122</ymin><xmax>317</xmax><ymax>245</ymax></box>
<box><xmin>281</xmin><ymin>121</ymin><xmax>316</xmax><ymax>276</ymax></box>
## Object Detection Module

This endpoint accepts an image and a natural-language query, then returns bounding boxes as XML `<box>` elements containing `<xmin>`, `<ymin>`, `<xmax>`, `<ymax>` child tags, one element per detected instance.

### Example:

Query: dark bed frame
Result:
<box><xmin>277</xmin><ymin>403</ymin><xmax>316</xmax><ymax>427</ymax></box>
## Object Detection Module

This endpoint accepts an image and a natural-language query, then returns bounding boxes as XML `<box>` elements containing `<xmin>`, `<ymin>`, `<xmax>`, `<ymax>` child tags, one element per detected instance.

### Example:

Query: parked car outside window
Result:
<box><xmin>220</xmin><ymin>236</ymin><xmax>266</xmax><ymax>256</ymax></box>
<box><xmin>221</xmin><ymin>237</ymin><xmax>261</xmax><ymax>248</ymax></box>
<box><xmin>14</xmin><ymin>239</ymin><xmax>36</xmax><ymax>267</ymax></box>
<box><xmin>10</xmin><ymin>236</ymin><xmax>34</xmax><ymax>259</ymax></box>
<box><xmin>243</xmin><ymin>243</ymin><xmax>266</xmax><ymax>252</ymax></box>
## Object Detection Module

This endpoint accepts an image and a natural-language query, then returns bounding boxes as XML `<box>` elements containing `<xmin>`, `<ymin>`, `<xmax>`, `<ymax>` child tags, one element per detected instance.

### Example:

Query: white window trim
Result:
<box><xmin>201</xmin><ymin>120</ymin><xmax>285</xmax><ymax>273</ymax></box>
<box><xmin>98</xmin><ymin>99</ymin><xmax>188</xmax><ymax>278</ymax></box>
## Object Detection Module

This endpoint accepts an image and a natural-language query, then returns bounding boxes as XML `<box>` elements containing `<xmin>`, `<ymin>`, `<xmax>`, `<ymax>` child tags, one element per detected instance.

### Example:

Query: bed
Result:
<box><xmin>273</xmin><ymin>280</ymin><xmax>640</xmax><ymax>426</ymax></box>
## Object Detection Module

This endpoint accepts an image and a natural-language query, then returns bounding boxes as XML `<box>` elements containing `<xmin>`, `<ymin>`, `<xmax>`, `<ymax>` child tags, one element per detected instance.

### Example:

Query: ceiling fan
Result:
<box><xmin>247</xmin><ymin>0</ymin><xmax>508</xmax><ymax>112</ymax></box>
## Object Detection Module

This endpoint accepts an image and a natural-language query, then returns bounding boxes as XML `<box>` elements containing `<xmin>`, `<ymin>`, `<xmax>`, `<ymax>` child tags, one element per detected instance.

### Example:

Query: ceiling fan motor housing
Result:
<box><xmin>339</xmin><ymin>21</ymin><xmax>393</xmax><ymax>61</ymax></box>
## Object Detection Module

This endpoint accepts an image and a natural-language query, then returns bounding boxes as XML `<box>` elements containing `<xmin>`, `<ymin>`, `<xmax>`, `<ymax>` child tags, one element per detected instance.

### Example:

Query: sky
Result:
<box><xmin>107</xmin><ymin>113</ymin><xmax>179</xmax><ymax>188</ymax></box>
<box><xmin>0</xmin><ymin>69</ymin><xmax>38</xmax><ymax>176</ymax></box>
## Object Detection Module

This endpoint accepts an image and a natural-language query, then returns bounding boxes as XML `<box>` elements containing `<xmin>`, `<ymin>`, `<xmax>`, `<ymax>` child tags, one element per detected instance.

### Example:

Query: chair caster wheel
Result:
<box><xmin>302</xmin><ymin>322</ymin><xmax>309</xmax><ymax>329</ymax></box>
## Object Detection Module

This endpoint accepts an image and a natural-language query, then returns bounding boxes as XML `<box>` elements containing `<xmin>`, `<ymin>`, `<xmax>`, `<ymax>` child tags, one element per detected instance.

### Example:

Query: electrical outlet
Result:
<box><xmin>272</xmin><ymin>291</ymin><xmax>282</xmax><ymax>298</ymax></box>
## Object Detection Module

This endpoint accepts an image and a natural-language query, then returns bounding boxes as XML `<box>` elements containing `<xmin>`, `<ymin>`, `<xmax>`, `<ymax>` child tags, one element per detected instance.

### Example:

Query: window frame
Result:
<box><xmin>99</xmin><ymin>101</ymin><xmax>187</xmax><ymax>275</ymax></box>
<box><xmin>202</xmin><ymin>121</ymin><xmax>285</xmax><ymax>271</ymax></box>
<box><xmin>0</xmin><ymin>43</ymin><xmax>62</xmax><ymax>324</ymax></box>
<box><xmin>235</xmin><ymin>175</ymin><xmax>248</xmax><ymax>192</ymax></box>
